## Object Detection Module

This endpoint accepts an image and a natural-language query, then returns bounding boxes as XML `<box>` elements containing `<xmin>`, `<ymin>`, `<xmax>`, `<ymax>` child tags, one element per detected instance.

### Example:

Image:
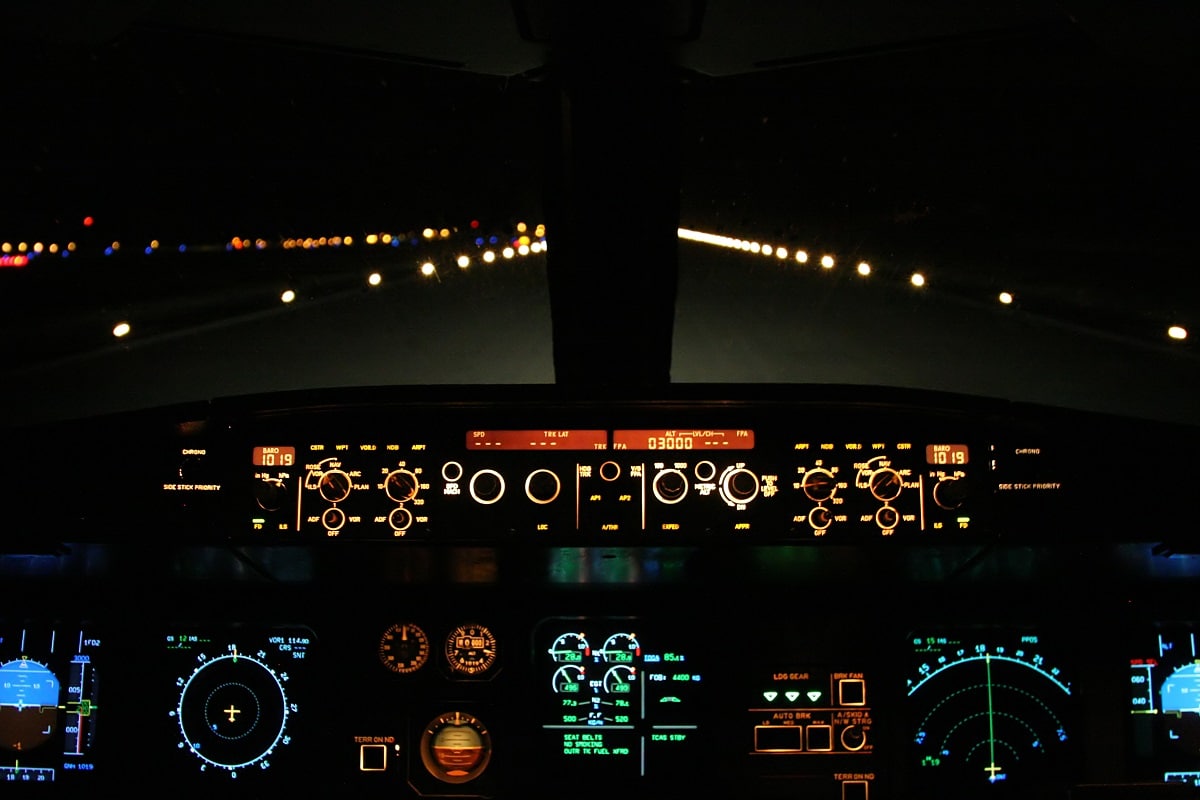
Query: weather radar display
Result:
<box><xmin>906</xmin><ymin>630</ymin><xmax>1075</xmax><ymax>797</ymax></box>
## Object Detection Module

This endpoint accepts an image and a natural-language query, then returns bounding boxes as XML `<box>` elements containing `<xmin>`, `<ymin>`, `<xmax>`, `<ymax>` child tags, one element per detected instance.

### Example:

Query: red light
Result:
<box><xmin>470</xmin><ymin>219</ymin><xmax>480</xmax><ymax>229</ymax></box>
<box><xmin>83</xmin><ymin>216</ymin><xmax>94</xmax><ymax>227</ymax></box>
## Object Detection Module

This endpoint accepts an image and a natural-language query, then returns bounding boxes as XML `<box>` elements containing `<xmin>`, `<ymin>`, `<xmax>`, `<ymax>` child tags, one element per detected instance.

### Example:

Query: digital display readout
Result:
<box><xmin>253</xmin><ymin>446</ymin><xmax>296</xmax><ymax>467</ymax></box>
<box><xmin>612</xmin><ymin>429</ymin><xmax>754</xmax><ymax>450</ymax></box>
<box><xmin>466</xmin><ymin>430</ymin><xmax>607</xmax><ymax>450</ymax></box>
<box><xmin>925</xmin><ymin>444</ymin><xmax>968</xmax><ymax>465</ymax></box>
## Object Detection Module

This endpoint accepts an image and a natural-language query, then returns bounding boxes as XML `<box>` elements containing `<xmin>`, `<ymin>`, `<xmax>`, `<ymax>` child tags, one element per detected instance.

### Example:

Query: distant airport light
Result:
<box><xmin>380</xmin><ymin>234</ymin><xmax>392</xmax><ymax>244</ymax></box>
<box><xmin>534</xmin><ymin>224</ymin><xmax>546</xmax><ymax>237</ymax></box>
<box><xmin>420</xmin><ymin>262</ymin><xmax>436</xmax><ymax>276</ymax></box>
<box><xmin>112</xmin><ymin>322</ymin><xmax>131</xmax><ymax>338</ymax></box>
<box><xmin>33</xmin><ymin>242</ymin><xmax>44</xmax><ymax>253</ymax></box>
<box><xmin>439</xmin><ymin>228</ymin><xmax>450</xmax><ymax>239</ymax></box>
<box><xmin>911</xmin><ymin>272</ymin><xmax>926</xmax><ymax>287</ymax></box>
<box><xmin>820</xmin><ymin>255</ymin><xmax>835</xmax><ymax>269</ymax></box>
<box><xmin>18</xmin><ymin>242</ymin><xmax>27</xmax><ymax>253</ymax></box>
<box><xmin>1168</xmin><ymin>325</ymin><xmax>1188</xmax><ymax>341</ymax></box>
<box><xmin>422</xmin><ymin>228</ymin><xmax>435</xmax><ymax>239</ymax></box>
<box><xmin>776</xmin><ymin>247</ymin><xmax>788</xmax><ymax>259</ymax></box>
<box><xmin>280</xmin><ymin>289</ymin><xmax>296</xmax><ymax>304</ymax></box>
<box><xmin>857</xmin><ymin>261</ymin><xmax>871</xmax><ymax>276</ymax></box>
<box><xmin>530</xmin><ymin>241</ymin><xmax>543</xmax><ymax>254</ymax></box>
<box><xmin>760</xmin><ymin>244</ymin><xmax>771</xmax><ymax>255</ymax></box>
<box><xmin>502</xmin><ymin>247</ymin><xmax>515</xmax><ymax>260</ymax></box>
<box><xmin>366</xmin><ymin>234</ymin><xmax>379</xmax><ymax>245</ymax></box>
<box><xmin>518</xmin><ymin>244</ymin><xmax>530</xmax><ymax>256</ymax></box>
<box><xmin>482</xmin><ymin>250</ymin><xmax>496</xmax><ymax>263</ymax></box>
<box><xmin>540</xmin><ymin>239</ymin><xmax>548</xmax><ymax>251</ymax></box>
<box><xmin>1</xmin><ymin>243</ymin><xmax>10</xmax><ymax>254</ymax></box>
<box><xmin>48</xmin><ymin>243</ymin><xmax>59</xmax><ymax>254</ymax></box>
<box><xmin>150</xmin><ymin>239</ymin><xmax>159</xmax><ymax>250</ymax></box>
<box><xmin>83</xmin><ymin>216</ymin><xmax>94</xmax><ymax>227</ymax></box>
<box><xmin>255</xmin><ymin>239</ymin><xmax>266</xmax><ymax>250</ymax></box>
<box><xmin>456</xmin><ymin>255</ymin><xmax>471</xmax><ymax>268</ymax></box>
<box><xmin>178</xmin><ymin>244</ymin><xmax>187</xmax><ymax>253</ymax></box>
<box><xmin>67</xmin><ymin>242</ymin><xmax>77</xmax><ymax>252</ymax></box>
<box><xmin>516</xmin><ymin>222</ymin><xmax>527</xmax><ymax>234</ymax></box>
<box><xmin>367</xmin><ymin>272</ymin><xmax>382</xmax><ymax>287</ymax></box>
<box><xmin>111</xmin><ymin>241</ymin><xmax>120</xmax><ymax>251</ymax></box>
<box><xmin>795</xmin><ymin>250</ymin><xmax>808</xmax><ymax>264</ymax></box>
<box><xmin>344</xmin><ymin>235</ymin><xmax>354</xmax><ymax>246</ymax></box>
<box><xmin>999</xmin><ymin>292</ymin><xmax>1014</xmax><ymax>305</ymax></box>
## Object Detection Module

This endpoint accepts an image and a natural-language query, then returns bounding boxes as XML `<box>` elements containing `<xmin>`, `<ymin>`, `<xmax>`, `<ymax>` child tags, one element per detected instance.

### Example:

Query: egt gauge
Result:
<box><xmin>907</xmin><ymin>634</ymin><xmax>1074</xmax><ymax>792</ymax></box>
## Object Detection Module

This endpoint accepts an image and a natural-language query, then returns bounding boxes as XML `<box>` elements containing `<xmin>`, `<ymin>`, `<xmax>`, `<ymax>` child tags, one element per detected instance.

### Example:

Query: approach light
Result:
<box><xmin>795</xmin><ymin>250</ymin><xmax>809</xmax><ymax>264</ymax></box>
<box><xmin>367</xmin><ymin>272</ymin><xmax>382</xmax><ymax>287</ymax></box>
<box><xmin>857</xmin><ymin>262</ymin><xmax>871</xmax><ymax>276</ymax></box>
<box><xmin>776</xmin><ymin>247</ymin><xmax>788</xmax><ymax>259</ymax></box>
<box><xmin>482</xmin><ymin>250</ymin><xmax>496</xmax><ymax>263</ymax></box>
<box><xmin>420</xmin><ymin>262</ymin><xmax>436</xmax><ymax>276</ymax></box>
<box><xmin>911</xmin><ymin>272</ymin><xmax>926</xmax><ymax>287</ymax></box>
<box><xmin>112</xmin><ymin>322</ymin><xmax>131</xmax><ymax>338</ymax></box>
<box><xmin>502</xmin><ymin>247</ymin><xmax>515</xmax><ymax>260</ymax></box>
<box><xmin>761</xmin><ymin>244</ymin><xmax>773</xmax><ymax>256</ymax></box>
<box><xmin>280</xmin><ymin>289</ymin><xmax>296</xmax><ymax>304</ymax></box>
<box><xmin>999</xmin><ymin>292</ymin><xmax>1014</xmax><ymax>305</ymax></box>
<box><xmin>1168</xmin><ymin>325</ymin><xmax>1188</xmax><ymax>341</ymax></box>
<box><xmin>820</xmin><ymin>255</ymin><xmax>834</xmax><ymax>269</ymax></box>
<box><xmin>457</xmin><ymin>255</ymin><xmax>470</xmax><ymax>268</ymax></box>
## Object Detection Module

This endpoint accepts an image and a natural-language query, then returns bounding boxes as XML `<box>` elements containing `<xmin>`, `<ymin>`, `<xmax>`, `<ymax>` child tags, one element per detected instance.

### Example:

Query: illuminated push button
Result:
<box><xmin>840</xmin><ymin>724</ymin><xmax>866</xmax><ymax>751</ymax></box>
<box><xmin>694</xmin><ymin>461</ymin><xmax>716</xmax><ymax>482</ymax></box>
<box><xmin>442</xmin><ymin>461</ymin><xmax>464</xmax><ymax>482</ymax></box>
<box><xmin>652</xmin><ymin>469</ymin><xmax>688</xmax><ymax>504</ymax></box>
<box><xmin>842</xmin><ymin>780</ymin><xmax>869</xmax><ymax>800</ymax></box>
<box><xmin>318</xmin><ymin>470</ymin><xmax>352</xmax><ymax>503</ymax></box>
<box><xmin>525</xmin><ymin>469</ymin><xmax>561</xmax><ymax>504</ymax></box>
<box><xmin>359</xmin><ymin>743</ymin><xmax>387</xmax><ymax>771</ymax></box>
<box><xmin>838</xmin><ymin>678</ymin><xmax>866</xmax><ymax>706</ymax></box>
<box><xmin>806</xmin><ymin>724</ymin><xmax>833</xmax><ymax>752</ymax></box>
<box><xmin>754</xmin><ymin>725</ymin><xmax>802</xmax><ymax>752</ymax></box>
<box><xmin>599</xmin><ymin>461</ymin><xmax>621</xmax><ymax>481</ymax></box>
<box><xmin>469</xmin><ymin>470</ymin><xmax>505</xmax><ymax>504</ymax></box>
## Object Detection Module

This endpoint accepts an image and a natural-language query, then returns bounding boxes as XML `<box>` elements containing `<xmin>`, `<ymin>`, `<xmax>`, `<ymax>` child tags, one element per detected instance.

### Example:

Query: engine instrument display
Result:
<box><xmin>906</xmin><ymin>630</ymin><xmax>1075</xmax><ymax>796</ymax></box>
<box><xmin>536</xmin><ymin>618</ymin><xmax>702</xmax><ymax>779</ymax></box>
<box><xmin>1129</xmin><ymin>625</ymin><xmax>1200</xmax><ymax>787</ymax></box>
<box><xmin>0</xmin><ymin>624</ymin><xmax>100</xmax><ymax>784</ymax></box>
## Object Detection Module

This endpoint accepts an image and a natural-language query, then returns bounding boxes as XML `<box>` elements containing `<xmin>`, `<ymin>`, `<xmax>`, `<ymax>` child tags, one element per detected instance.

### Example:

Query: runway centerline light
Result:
<box><xmin>820</xmin><ymin>255</ymin><xmax>835</xmax><ymax>269</ymax></box>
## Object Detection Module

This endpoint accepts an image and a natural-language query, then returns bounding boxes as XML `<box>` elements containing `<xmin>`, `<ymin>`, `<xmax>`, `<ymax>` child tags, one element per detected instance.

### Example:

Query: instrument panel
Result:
<box><xmin>3</xmin><ymin>387</ymin><xmax>1199</xmax><ymax>797</ymax></box>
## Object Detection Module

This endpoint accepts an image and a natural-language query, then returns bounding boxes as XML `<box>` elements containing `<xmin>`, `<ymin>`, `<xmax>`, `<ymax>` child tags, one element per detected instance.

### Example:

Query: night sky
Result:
<box><xmin>1</xmin><ymin>14</ymin><xmax>1197</xmax><ymax>424</ymax></box>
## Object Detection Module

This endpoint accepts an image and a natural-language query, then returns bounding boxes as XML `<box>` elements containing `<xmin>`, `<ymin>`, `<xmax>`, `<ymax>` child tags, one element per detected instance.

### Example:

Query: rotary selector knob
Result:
<box><xmin>800</xmin><ymin>468</ymin><xmax>837</xmax><ymax>502</ymax></box>
<box><xmin>809</xmin><ymin>506</ymin><xmax>833</xmax><ymax>531</ymax></box>
<box><xmin>933</xmin><ymin>476</ymin><xmax>969</xmax><ymax>509</ymax></box>
<box><xmin>322</xmin><ymin>506</ymin><xmax>347</xmax><ymax>531</ymax></box>
<box><xmin>841</xmin><ymin>725</ymin><xmax>866</xmax><ymax>751</ymax></box>
<box><xmin>720</xmin><ymin>466</ymin><xmax>760</xmax><ymax>505</ymax></box>
<box><xmin>385</xmin><ymin>469</ymin><xmax>419</xmax><ymax>503</ymax></box>
<box><xmin>318</xmin><ymin>469</ymin><xmax>352</xmax><ymax>503</ymax></box>
<box><xmin>652</xmin><ymin>469</ymin><xmax>689</xmax><ymax>504</ymax></box>
<box><xmin>254</xmin><ymin>478</ymin><xmax>287</xmax><ymax>511</ymax></box>
<box><xmin>875</xmin><ymin>506</ymin><xmax>899</xmax><ymax>530</ymax></box>
<box><xmin>525</xmin><ymin>469</ymin><xmax>561</xmax><ymax>504</ymax></box>
<box><xmin>469</xmin><ymin>470</ymin><xmax>506</xmax><ymax>504</ymax></box>
<box><xmin>389</xmin><ymin>506</ymin><xmax>414</xmax><ymax>532</ymax></box>
<box><xmin>868</xmin><ymin>468</ymin><xmax>903</xmax><ymax>502</ymax></box>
